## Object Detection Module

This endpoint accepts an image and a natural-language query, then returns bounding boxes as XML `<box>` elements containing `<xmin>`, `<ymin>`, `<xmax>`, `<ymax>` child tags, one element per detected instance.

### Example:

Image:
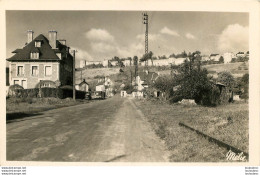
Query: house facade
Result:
<box><xmin>7</xmin><ymin>30</ymin><xmax>73</xmax><ymax>89</ymax></box>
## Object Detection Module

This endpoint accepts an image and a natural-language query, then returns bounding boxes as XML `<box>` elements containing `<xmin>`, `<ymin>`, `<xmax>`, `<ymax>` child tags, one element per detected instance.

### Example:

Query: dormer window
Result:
<box><xmin>35</xmin><ymin>41</ymin><xmax>42</xmax><ymax>47</ymax></box>
<box><xmin>31</xmin><ymin>52</ymin><xmax>39</xmax><ymax>59</ymax></box>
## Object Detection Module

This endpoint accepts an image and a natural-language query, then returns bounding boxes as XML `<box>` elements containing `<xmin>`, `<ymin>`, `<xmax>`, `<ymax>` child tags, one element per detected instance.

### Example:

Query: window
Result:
<box><xmin>30</xmin><ymin>52</ymin><xmax>39</xmax><ymax>59</ymax></box>
<box><xmin>31</xmin><ymin>66</ymin><xmax>38</xmax><ymax>76</ymax></box>
<box><xmin>17</xmin><ymin>66</ymin><xmax>23</xmax><ymax>76</ymax></box>
<box><xmin>35</xmin><ymin>41</ymin><xmax>41</xmax><ymax>47</ymax></box>
<box><xmin>45</xmin><ymin>66</ymin><xmax>52</xmax><ymax>76</ymax></box>
<box><xmin>14</xmin><ymin>80</ymin><xmax>19</xmax><ymax>85</ymax></box>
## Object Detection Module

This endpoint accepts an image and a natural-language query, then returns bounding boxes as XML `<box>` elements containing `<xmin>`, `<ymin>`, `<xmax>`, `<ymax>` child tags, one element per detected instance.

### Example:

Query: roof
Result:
<box><xmin>210</xmin><ymin>54</ymin><xmax>219</xmax><ymax>57</ymax></box>
<box><xmin>7</xmin><ymin>34</ymin><xmax>72</xmax><ymax>61</ymax></box>
<box><xmin>96</xmin><ymin>81</ymin><xmax>105</xmax><ymax>86</ymax></box>
<box><xmin>79</xmin><ymin>80</ymin><xmax>89</xmax><ymax>86</ymax></box>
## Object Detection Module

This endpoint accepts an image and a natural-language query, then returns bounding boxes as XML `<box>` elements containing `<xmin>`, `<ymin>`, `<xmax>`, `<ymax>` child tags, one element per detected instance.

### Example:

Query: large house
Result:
<box><xmin>7</xmin><ymin>30</ymin><xmax>73</xmax><ymax>89</ymax></box>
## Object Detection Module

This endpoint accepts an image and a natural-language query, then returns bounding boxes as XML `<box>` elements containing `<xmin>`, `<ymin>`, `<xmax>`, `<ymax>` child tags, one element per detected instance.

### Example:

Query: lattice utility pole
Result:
<box><xmin>142</xmin><ymin>12</ymin><xmax>148</xmax><ymax>67</ymax></box>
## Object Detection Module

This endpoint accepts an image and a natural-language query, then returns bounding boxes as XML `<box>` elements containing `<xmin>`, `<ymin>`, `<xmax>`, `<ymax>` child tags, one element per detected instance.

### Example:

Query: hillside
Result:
<box><xmin>75</xmin><ymin>62</ymin><xmax>249</xmax><ymax>89</ymax></box>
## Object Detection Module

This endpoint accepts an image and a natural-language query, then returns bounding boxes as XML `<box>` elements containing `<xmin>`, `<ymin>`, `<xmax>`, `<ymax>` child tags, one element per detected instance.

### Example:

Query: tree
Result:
<box><xmin>140</xmin><ymin>51</ymin><xmax>153</xmax><ymax>62</ymax></box>
<box><xmin>219</xmin><ymin>56</ymin><xmax>224</xmax><ymax>63</ymax></box>
<box><xmin>158</xmin><ymin>55</ymin><xmax>167</xmax><ymax>59</ymax></box>
<box><xmin>169</xmin><ymin>53</ymin><xmax>176</xmax><ymax>58</ymax></box>
<box><xmin>172</xmin><ymin>51</ymin><xmax>214</xmax><ymax>105</ymax></box>
<box><xmin>217</xmin><ymin>71</ymin><xmax>235</xmax><ymax>89</ymax></box>
<box><xmin>133</xmin><ymin>56</ymin><xmax>138</xmax><ymax>66</ymax></box>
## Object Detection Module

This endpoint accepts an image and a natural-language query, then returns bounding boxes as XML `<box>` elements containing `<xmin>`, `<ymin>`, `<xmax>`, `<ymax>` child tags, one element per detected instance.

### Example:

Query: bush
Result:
<box><xmin>13</xmin><ymin>88</ymin><xmax>86</xmax><ymax>99</ymax></box>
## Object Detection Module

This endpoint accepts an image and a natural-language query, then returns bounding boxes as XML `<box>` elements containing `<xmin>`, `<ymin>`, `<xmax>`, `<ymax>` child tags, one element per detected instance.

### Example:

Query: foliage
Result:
<box><xmin>152</xmin><ymin>76</ymin><xmax>175</xmax><ymax>99</ymax></box>
<box><xmin>123</xmin><ymin>84</ymin><xmax>134</xmax><ymax>94</ymax></box>
<box><xmin>235</xmin><ymin>73</ymin><xmax>249</xmax><ymax>99</ymax></box>
<box><xmin>133</xmin><ymin>56</ymin><xmax>138</xmax><ymax>66</ymax></box>
<box><xmin>217</xmin><ymin>71</ymin><xmax>235</xmax><ymax>88</ymax></box>
<box><xmin>171</xmin><ymin>51</ymin><xmax>219</xmax><ymax>106</ymax></box>
<box><xmin>169</xmin><ymin>53</ymin><xmax>176</xmax><ymax>58</ymax></box>
<box><xmin>85</xmin><ymin>63</ymin><xmax>104</xmax><ymax>69</ymax></box>
<box><xmin>140</xmin><ymin>51</ymin><xmax>153</xmax><ymax>62</ymax></box>
<box><xmin>175</xmin><ymin>51</ymin><xmax>188</xmax><ymax>58</ymax></box>
<box><xmin>158</xmin><ymin>55</ymin><xmax>167</xmax><ymax>60</ymax></box>
<box><xmin>12</xmin><ymin>88</ymin><xmax>86</xmax><ymax>99</ymax></box>
<box><xmin>219</xmin><ymin>56</ymin><xmax>224</xmax><ymax>63</ymax></box>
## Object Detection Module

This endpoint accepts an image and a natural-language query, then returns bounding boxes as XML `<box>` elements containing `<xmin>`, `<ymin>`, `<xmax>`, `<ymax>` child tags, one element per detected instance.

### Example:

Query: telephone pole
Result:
<box><xmin>142</xmin><ymin>12</ymin><xmax>148</xmax><ymax>67</ymax></box>
<box><xmin>72</xmin><ymin>50</ymin><xmax>77</xmax><ymax>101</ymax></box>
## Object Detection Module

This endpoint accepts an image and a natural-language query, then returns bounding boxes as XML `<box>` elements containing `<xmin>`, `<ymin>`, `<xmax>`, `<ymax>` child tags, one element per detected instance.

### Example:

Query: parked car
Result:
<box><xmin>91</xmin><ymin>91</ymin><xmax>106</xmax><ymax>99</ymax></box>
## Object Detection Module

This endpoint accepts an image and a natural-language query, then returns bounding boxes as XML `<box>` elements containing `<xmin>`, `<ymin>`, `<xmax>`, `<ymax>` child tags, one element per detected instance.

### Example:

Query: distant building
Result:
<box><xmin>102</xmin><ymin>59</ymin><xmax>109</xmax><ymax>67</ymax></box>
<box><xmin>80</xmin><ymin>60</ymin><xmax>102</xmax><ymax>68</ymax></box>
<box><xmin>201</xmin><ymin>55</ymin><xmax>210</xmax><ymax>61</ymax></box>
<box><xmin>75</xmin><ymin>79</ymin><xmax>89</xmax><ymax>92</ymax></box>
<box><xmin>7</xmin><ymin>30</ymin><xmax>73</xmax><ymax>89</ymax></box>
<box><xmin>152</xmin><ymin>59</ymin><xmax>169</xmax><ymax>66</ymax></box>
<box><xmin>109</xmin><ymin>60</ymin><xmax>118</xmax><ymax>67</ymax></box>
<box><xmin>122</xmin><ymin>59</ymin><xmax>131</xmax><ymax>66</ymax></box>
<box><xmin>223</xmin><ymin>52</ymin><xmax>235</xmax><ymax>64</ymax></box>
<box><xmin>80</xmin><ymin>60</ymin><xmax>86</xmax><ymax>68</ymax></box>
<box><xmin>236</xmin><ymin>52</ymin><xmax>245</xmax><ymax>57</ymax></box>
<box><xmin>210</xmin><ymin>54</ymin><xmax>221</xmax><ymax>61</ymax></box>
<box><xmin>172</xmin><ymin>57</ymin><xmax>187</xmax><ymax>65</ymax></box>
<box><xmin>135</xmin><ymin>70</ymin><xmax>159</xmax><ymax>91</ymax></box>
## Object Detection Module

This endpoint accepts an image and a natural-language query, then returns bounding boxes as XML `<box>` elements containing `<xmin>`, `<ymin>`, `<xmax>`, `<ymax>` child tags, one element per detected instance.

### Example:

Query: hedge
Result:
<box><xmin>13</xmin><ymin>88</ymin><xmax>86</xmax><ymax>99</ymax></box>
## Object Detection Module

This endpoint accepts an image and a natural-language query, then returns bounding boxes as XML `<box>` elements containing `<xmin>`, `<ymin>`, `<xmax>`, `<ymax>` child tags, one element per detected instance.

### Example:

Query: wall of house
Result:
<box><xmin>60</xmin><ymin>54</ymin><xmax>73</xmax><ymax>86</ymax></box>
<box><xmin>10</xmin><ymin>62</ymin><xmax>59</xmax><ymax>89</ymax></box>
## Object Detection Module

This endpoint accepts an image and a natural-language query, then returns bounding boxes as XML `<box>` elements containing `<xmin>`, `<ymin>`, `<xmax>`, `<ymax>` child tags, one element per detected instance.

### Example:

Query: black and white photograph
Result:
<box><xmin>1</xmin><ymin>0</ymin><xmax>260</xmax><ymax>169</ymax></box>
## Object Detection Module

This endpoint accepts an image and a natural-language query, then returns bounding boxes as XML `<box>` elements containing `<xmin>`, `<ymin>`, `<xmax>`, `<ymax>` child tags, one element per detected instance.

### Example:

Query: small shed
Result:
<box><xmin>75</xmin><ymin>79</ymin><xmax>89</xmax><ymax>92</ymax></box>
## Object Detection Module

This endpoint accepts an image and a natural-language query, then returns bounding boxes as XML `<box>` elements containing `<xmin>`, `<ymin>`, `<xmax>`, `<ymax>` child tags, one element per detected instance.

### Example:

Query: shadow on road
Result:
<box><xmin>6</xmin><ymin>112</ymin><xmax>43</xmax><ymax>123</ymax></box>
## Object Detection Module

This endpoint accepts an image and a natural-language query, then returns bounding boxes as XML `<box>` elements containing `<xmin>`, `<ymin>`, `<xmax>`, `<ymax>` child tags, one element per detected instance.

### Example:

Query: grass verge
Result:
<box><xmin>133</xmin><ymin>98</ymin><xmax>248</xmax><ymax>162</ymax></box>
<box><xmin>6</xmin><ymin>97</ymin><xmax>91</xmax><ymax>121</ymax></box>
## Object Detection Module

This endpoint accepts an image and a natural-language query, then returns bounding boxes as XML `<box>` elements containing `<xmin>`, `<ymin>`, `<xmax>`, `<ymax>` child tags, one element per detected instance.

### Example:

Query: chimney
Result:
<box><xmin>27</xmin><ymin>30</ymin><xmax>34</xmax><ymax>43</ymax></box>
<box><xmin>59</xmin><ymin>39</ymin><xmax>66</xmax><ymax>45</ymax></box>
<box><xmin>48</xmin><ymin>30</ymin><xmax>57</xmax><ymax>48</ymax></box>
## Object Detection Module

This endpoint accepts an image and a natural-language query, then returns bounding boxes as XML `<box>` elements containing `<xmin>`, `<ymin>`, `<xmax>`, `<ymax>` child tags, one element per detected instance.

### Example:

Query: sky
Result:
<box><xmin>6</xmin><ymin>11</ymin><xmax>249</xmax><ymax>65</ymax></box>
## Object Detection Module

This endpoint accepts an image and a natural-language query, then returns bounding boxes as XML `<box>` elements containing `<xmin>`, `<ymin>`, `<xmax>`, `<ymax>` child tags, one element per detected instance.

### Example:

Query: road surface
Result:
<box><xmin>7</xmin><ymin>95</ymin><xmax>169</xmax><ymax>162</ymax></box>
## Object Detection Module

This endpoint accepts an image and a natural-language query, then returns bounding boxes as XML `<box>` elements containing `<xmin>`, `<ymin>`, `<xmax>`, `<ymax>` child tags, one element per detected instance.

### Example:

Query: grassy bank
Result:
<box><xmin>133</xmin><ymin>99</ymin><xmax>248</xmax><ymax>162</ymax></box>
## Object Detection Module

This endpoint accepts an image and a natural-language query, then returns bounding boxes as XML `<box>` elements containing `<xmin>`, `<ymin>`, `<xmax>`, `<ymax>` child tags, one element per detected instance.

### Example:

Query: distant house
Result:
<box><xmin>95</xmin><ymin>81</ymin><xmax>105</xmax><ymax>91</ymax></box>
<box><xmin>80</xmin><ymin>60</ymin><xmax>102</xmax><ymax>68</ymax></box>
<box><xmin>210</xmin><ymin>54</ymin><xmax>221</xmax><ymax>61</ymax></box>
<box><xmin>152</xmin><ymin>59</ymin><xmax>169</xmax><ymax>66</ymax></box>
<box><xmin>201</xmin><ymin>55</ymin><xmax>210</xmax><ymax>61</ymax></box>
<box><xmin>7</xmin><ymin>30</ymin><xmax>73</xmax><ymax>89</ymax></box>
<box><xmin>102</xmin><ymin>59</ymin><xmax>109</xmax><ymax>67</ymax></box>
<box><xmin>75</xmin><ymin>79</ymin><xmax>89</xmax><ymax>92</ymax></box>
<box><xmin>109</xmin><ymin>60</ymin><xmax>118</xmax><ymax>67</ymax></box>
<box><xmin>223</xmin><ymin>52</ymin><xmax>235</xmax><ymax>64</ymax></box>
<box><xmin>135</xmin><ymin>70</ymin><xmax>159</xmax><ymax>91</ymax></box>
<box><xmin>172</xmin><ymin>57</ymin><xmax>187</xmax><ymax>65</ymax></box>
<box><xmin>236</xmin><ymin>52</ymin><xmax>245</xmax><ymax>57</ymax></box>
<box><xmin>104</xmin><ymin>77</ymin><xmax>114</xmax><ymax>97</ymax></box>
<box><xmin>122</xmin><ymin>59</ymin><xmax>131</xmax><ymax>66</ymax></box>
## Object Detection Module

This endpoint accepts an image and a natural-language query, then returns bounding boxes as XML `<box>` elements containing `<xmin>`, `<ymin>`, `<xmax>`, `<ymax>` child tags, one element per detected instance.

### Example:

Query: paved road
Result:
<box><xmin>7</xmin><ymin>95</ymin><xmax>169</xmax><ymax>162</ymax></box>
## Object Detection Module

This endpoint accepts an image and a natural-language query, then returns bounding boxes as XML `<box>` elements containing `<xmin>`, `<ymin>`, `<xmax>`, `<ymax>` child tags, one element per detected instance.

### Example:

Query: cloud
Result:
<box><xmin>70</xmin><ymin>47</ymin><xmax>93</xmax><ymax>61</ymax></box>
<box><xmin>185</xmin><ymin>33</ymin><xmax>196</xmax><ymax>39</ymax></box>
<box><xmin>90</xmin><ymin>42</ymin><xmax>117</xmax><ymax>53</ymax></box>
<box><xmin>160</xmin><ymin>27</ymin><xmax>180</xmax><ymax>37</ymax></box>
<box><xmin>136</xmin><ymin>33</ymin><xmax>160</xmax><ymax>41</ymax></box>
<box><xmin>85</xmin><ymin>28</ymin><xmax>115</xmax><ymax>42</ymax></box>
<box><xmin>218</xmin><ymin>24</ymin><xmax>249</xmax><ymax>53</ymax></box>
